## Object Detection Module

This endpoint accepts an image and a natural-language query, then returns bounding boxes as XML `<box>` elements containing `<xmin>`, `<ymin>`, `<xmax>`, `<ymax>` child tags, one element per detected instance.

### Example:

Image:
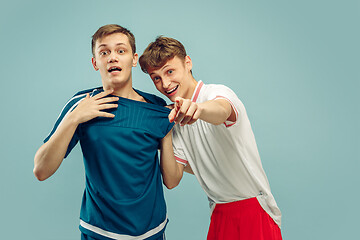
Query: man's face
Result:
<box><xmin>92</xmin><ymin>33</ymin><xmax>138</xmax><ymax>89</ymax></box>
<box><xmin>148</xmin><ymin>56</ymin><xmax>193</xmax><ymax>102</ymax></box>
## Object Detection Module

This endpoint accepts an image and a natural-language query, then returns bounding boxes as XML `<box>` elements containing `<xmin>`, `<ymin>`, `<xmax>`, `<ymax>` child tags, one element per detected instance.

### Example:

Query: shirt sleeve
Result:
<box><xmin>172</xmin><ymin>128</ymin><xmax>188</xmax><ymax>166</ymax></box>
<box><xmin>207</xmin><ymin>84</ymin><xmax>242</xmax><ymax>127</ymax></box>
<box><xmin>43</xmin><ymin>93</ymin><xmax>86</xmax><ymax>158</ymax></box>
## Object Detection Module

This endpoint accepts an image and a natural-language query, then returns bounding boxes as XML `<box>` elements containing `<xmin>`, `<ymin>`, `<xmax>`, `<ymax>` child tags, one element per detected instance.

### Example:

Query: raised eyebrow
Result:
<box><xmin>115</xmin><ymin>43</ymin><xmax>128</xmax><ymax>50</ymax></box>
<box><xmin>97</xmin><ymin>44</ymin><xmax>108</xmax><ymax>49</ymax></box>
<box><xmin>97</xmin><ymin>43</ymin><xmax>127</xmax><ymax>49</ymax></box>
<box><xmin>150</xmin><ymin>65</ymin><xmax>171</xmax><ymax>76</ymax></box>
<box><xmin>161</xmin><ymin>64</ymin><xmax>171</xmax><ymax>71</ymax></box>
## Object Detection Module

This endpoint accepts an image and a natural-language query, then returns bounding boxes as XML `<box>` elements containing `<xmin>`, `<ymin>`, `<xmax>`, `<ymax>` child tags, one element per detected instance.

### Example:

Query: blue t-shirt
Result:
<box><xmin>44</xmin><ymin>87</ymin><xmax>173</xmax><ymax>240</ymax></box>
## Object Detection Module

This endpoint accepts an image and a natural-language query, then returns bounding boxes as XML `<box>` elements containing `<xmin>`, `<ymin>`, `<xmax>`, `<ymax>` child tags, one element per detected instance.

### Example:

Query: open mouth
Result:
<box><xmin>108</xmin><ymin>66</ymin><xmax>122</xmax><ymax>73</ymax></box>
<box><xmin>165</xmin><ymin>85</ymin><xmax>179</xmax><ymax>95</ymax></box>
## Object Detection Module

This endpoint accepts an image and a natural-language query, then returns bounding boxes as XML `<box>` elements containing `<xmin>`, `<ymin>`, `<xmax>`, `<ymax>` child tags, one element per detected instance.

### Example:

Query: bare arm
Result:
<box><xmin>33</xmin><ymin>90</ymin><xmax>118</xmax><ymax>181</ymax></box>
<box><xmin>34</xmin><ymin>115</ymin><xmax>79</xmax><ymax>181</ymax></box>
<box><xmin>160</xmin><ymin>130</ymin><xmax>185</xmax><ymax>189</ymax></box>
<box><xmin>169</xmin><ymin>97</ymin><xmax>236</xmax><ymax>126</ymax></box>
<box><xmin>184</xmin><ymin>164</ymin><xmax>194</xmax><ymax>174</ymax></box>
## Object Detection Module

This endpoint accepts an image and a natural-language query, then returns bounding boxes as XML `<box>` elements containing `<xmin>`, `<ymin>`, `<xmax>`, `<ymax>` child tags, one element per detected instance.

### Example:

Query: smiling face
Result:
<box><xmin>92</xmin><ymin>33</ymin><xmax>138</xmax><ymax>90</ymax></box>
<box><xmin>148</xmin><ymin>56</ymin><xmax>197</xmax><ymax>102</ymax></box>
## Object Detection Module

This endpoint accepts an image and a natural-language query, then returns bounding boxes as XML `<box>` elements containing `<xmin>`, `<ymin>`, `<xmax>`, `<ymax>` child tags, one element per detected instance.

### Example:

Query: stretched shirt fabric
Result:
<box><xmin>172</xmin><ymin>81</ymin><xmax>282</xmax><ymax>228</ymax></box>
<box><xmin>44</xmin><ymin>87</ymin><xmax>173</xmax><ymax>240</ymax></box>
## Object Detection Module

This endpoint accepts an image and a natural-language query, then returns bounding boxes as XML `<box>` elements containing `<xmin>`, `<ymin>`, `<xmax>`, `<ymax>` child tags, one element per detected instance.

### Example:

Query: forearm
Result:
<box><xmin>184</xmin><ymin>164</ymin><xmax>194</xmax><ymax>174</ymax></box>
<box><xmin>160</xmin><ymin>131</ymin><xmax>184</xmax><ymax>189</ymax></box>
<box><xmin>33</xmin><ymin>113</ymin><xmax>79</xmax><ymax>181</ymax></box>
<box><xmin>34</xmin><ymin>90</ymin><xmax>118</xmax><ymax>181</ymax></box>
<box><xmin>197</xmin><ymin>99</ymin><xmax>232</xmax><ymax>125</ymax></box>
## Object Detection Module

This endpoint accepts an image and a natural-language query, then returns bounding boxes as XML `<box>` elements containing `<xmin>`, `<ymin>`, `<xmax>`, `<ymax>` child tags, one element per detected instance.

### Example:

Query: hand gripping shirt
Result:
<box><xmin>172</xmin><ymin>81</ymin><xmax>282</xmax><ymax>228</ymax></box>
<box><xmin>44</xmin><ymin>87</ymin><xmax>174</xmax><ymax>240</ymax></box>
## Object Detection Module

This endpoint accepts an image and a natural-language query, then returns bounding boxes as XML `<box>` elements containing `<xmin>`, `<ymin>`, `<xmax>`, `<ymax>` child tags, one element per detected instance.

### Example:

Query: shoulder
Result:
<box><xmin>63</xmin><ymin>86</ymin><xmax>101</xmax><ymax>109</ymax></box>
<box><xmin>205</xmin><ymin>83</ymin><xmax>235</xmax><ymax>93</ymax></box>
<box><xmin>134</xmin><ymin>89</ymin><xmax>168</xmax><ymax>106</ymax></box>
<box><xmin>73</xmin><ymin>86</ymin><xmax>102</xmax><ymax>97</ymax></box>
<box><xmin>199</xmin><ymin>82</ymin><xmax>239</xmax><ymax>101</ymax></box>
<box><xmin>71</xmin><ymin>86</ymin><xmax>102</xmax><ymax>101</ymax></box>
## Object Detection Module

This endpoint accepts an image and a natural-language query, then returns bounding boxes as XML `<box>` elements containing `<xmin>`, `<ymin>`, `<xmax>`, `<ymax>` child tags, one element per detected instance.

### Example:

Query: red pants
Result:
<box><xmin>207</xmin><ymin>197</ymin><xmax>282</xmax><ymax>240</ymax></box>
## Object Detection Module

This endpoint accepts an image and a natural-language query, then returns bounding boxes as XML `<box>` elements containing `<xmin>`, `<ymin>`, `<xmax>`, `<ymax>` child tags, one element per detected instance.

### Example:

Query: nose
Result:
<box><xmin>108</xmin><ymin>52</ymin><xmax>118</xmax><ymax>63</ymax></box>
<box><xmin>162</xmin><ymin>77</ymin><xmax>171</xmax><ymax>89</ymax></box>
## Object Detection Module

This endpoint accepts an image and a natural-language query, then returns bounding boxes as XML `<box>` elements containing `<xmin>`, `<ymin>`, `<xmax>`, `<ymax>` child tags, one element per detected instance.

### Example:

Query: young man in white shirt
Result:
<box><xmin>139</xmin><ymin>36</ymin><xmax>282</xmax><ymax>240</ymax></box>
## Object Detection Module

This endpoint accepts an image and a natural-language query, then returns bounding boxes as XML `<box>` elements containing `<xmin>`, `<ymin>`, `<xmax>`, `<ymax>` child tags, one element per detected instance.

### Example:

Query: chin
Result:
<box><xmin>110</xmin><ymin>78</ymin><xmax>128</xmax><ymax>85</ymax></box>
<box><xmin>168</xmin><ymin>96</ymin><xmax>177</xmax><ymax>102</ymax></box>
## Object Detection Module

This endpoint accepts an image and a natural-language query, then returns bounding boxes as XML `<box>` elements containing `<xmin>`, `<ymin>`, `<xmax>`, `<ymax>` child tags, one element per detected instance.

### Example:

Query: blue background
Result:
<box><xmin>0</xmin><ymin>0</ymin><xmax>359</xmax><ymax>239</ymax></box>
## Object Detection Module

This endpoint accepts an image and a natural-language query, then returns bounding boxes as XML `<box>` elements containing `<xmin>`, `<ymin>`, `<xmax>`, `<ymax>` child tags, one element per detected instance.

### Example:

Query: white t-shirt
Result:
<box><xmin>172</xmin><ymin>81</ymin><xmax>282</xmax><ymax>228</ymax></box>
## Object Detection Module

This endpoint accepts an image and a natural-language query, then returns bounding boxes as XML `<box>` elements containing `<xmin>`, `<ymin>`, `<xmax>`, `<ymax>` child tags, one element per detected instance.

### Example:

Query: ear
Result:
<box><xmin>92</xmin><ymin>57</ymin><xmax>99</xmax><ymax>71</ymax></box>
<box><xmin>132</xmin><ymin>53</ymin><xmax>139</xmax><ymax>67</ymax></box>
<box><xmin>185</xmin><ymin>55</ymin><xmax>193</xmax><ymax>72</ymax></box>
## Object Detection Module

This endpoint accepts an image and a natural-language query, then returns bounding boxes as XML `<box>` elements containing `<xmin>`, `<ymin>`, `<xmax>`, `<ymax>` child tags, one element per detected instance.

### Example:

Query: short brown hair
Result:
<box><xmin>139</xmin><ymin>36</ymin><xmax>187</xmax><ymax>73</ymax></box>
<box><xmin>91</xmin><ymin>24</ymin><xmax>136</xmax><ymax>56</ymax></box>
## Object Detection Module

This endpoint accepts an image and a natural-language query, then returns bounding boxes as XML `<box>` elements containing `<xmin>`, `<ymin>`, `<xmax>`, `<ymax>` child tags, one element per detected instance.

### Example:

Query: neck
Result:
<box><xmin>103</xmin><ymin>80</ymin><xmax>145</xmax><ymax>102</ymax></box>
<box><xmin>185</xmin><ymin>76</ymin><xmax>198</xmax><ymax>99</ymax></box>
<box><xmin>103</xmin><ymin>78</ymin><xmax>132</xmax><ymax>97</ymax></box>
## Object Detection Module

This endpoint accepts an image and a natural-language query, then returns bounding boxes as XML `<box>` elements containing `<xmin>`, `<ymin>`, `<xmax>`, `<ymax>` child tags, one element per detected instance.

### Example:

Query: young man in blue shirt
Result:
<box><xmin>34</xmin><ymin>25</ymin><xmax>174</xmax><ymax>240</ymax></box>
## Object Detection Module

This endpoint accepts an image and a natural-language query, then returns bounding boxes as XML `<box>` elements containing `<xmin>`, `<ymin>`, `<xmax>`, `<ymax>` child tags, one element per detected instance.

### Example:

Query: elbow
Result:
<box><xmin>165</xmin><ymin>183</ymin><xmax>179</xmax><ymax>190</ymax></box>
<box><xmin>161</xmin><ymin>167</ymin><xmax>184</xmax><ymax>189</ymax></box>
<box><xmin>33</xmin><ymin>149</ymin><xmax>52</xmax><ymax>181</ymax></box>
<box><xmin>164</xmin><ymin>179</ymin><xmax>180</xmax><ymax>189</ymax></box>
<box><xmin>33</xmin><ymin>165</ymin><xmax>49</xmax><ymax>181</ymax></box>
<box><xmin>33</xmin><ymin>168</ymin><xmax>45</xmax><ymax>181</ymax></box>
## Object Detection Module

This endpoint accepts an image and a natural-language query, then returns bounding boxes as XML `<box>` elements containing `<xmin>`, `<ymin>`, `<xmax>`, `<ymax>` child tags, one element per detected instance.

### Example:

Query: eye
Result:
<box><xmin>153</xmin><ymin>76</ymin><xmax>160</xmax><ymax>82</ymax></box>
<box><xmin>168</xmin><ymin>70</ymin><xmax>173</xmax><ymax>74</ymax></box>
<box><xmin>99</xmin><ymin>50</ymin><xmax>109</xmax><ymax>56</ymax></box>
<box><xmin>118</xmin><ymin>49</ymin><xmax>125</xmax><ymax>54</ymax></box>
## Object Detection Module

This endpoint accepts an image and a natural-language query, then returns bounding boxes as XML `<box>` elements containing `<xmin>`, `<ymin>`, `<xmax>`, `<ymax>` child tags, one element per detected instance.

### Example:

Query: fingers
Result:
<box><xmin>98</xmin><ymin>103</ymin><xmax>118</xmax><ymax>111</ymax></box>
<box><xmin>175</xmin><ymin>100</ymin><xmax>193</xmax><ymax>124</ymax></box>
<box><xmin>174</xmin><ymin>97</ymin><xmax>183</xmax><ymax>112</ymax></box>
<box><xmin>93</xmin><ymin>93</ymin><xmax>118</xmax><ymax>113</ymax></box>
<box><xmin>73</xmin><ymin>91</ymin><xmax>118</xmax><ymax>122</ymax></box>
<box><xmin>180</xmin><ymin>103</ymin><xmax>198</xmax><ymax>126</ymax></box>
<box><xmin>93</xmin><ymin>90</ymin><xmax>118</xmax><ymax>118</ymax></box>
<box><xmin>170</xmin><ymin>98</ymin><xmax>200</xmax><ymax>126</ymax></box>
<box><xmin>187</xmin><ymin>109</ymin><xmax>201</xmax><ymax>125</ymax></box>
<box><xmin>96</xmin><ymin>96</ymin><xmax>119</xmax><ymax>104</ymax></box>
<box><xmin>169</xmin><ymin>98</ymin><xmax>182</xmax><ymax>123</ymax></box>
<box><xmin>87</xmin><ymin>103</ymin><xmax>117</xmax><ymax>119</ymax></box>
<box><xmin>92</xmin><ymin>89</ymin><xmax>114</xmax><ymax>100</ymax></box>
<box><xmin>173</xmin><ymin>99</ymin><xmax>188</xmax><ymax>123</ymax></box>
<box><xmin>97</xmin><ymin>111</ymin><xmax>116</xmax><ymax>118</ymax></box>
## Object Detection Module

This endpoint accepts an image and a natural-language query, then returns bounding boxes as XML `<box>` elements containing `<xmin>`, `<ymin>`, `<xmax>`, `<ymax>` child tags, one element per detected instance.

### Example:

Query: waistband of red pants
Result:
<box><xmin>214</xmin><ymin>197</ymin><xmax>259</xmax><ymax>211</ymax></box>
